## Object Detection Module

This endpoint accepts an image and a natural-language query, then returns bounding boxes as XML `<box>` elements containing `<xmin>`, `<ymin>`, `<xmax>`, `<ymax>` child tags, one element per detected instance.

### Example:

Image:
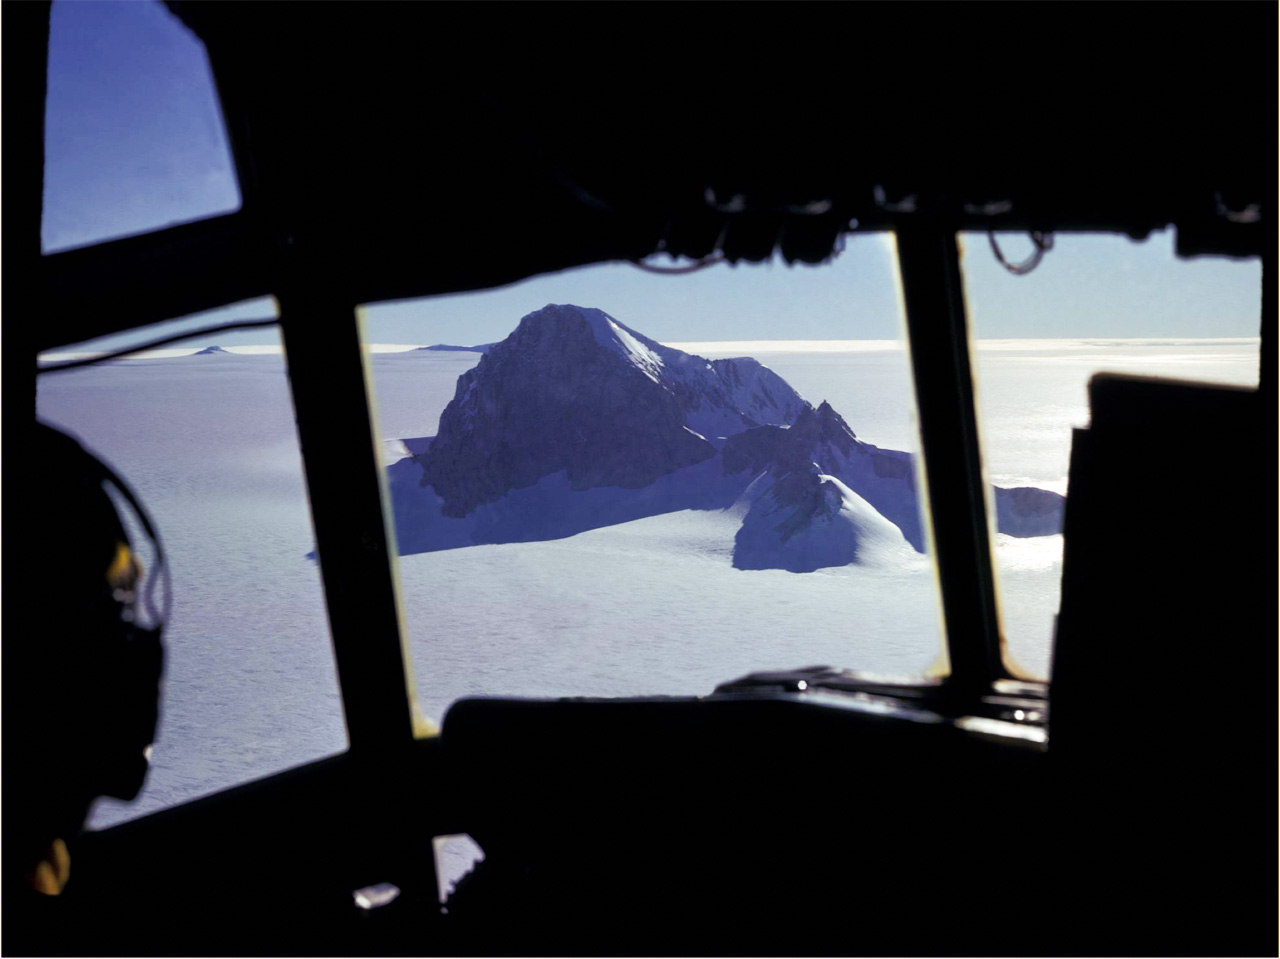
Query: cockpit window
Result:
<box><xmin>42</xmin><ymin>0</ymin><xmax>241</xmax><ymax>254</ymax></box>
<box><xmin>360</xmin><ymin>239</ymin><xmax>974</xmax><ymax>723</ymax></box>
<box><xmin>36</xmin><ymin>299</ymin><xmax>347</xmax><ymax>829</ymax></box>
<box><xmin>962</xmin><ymin>229</ymin><xmax>1261</xmax><ymax>679</ymax></box>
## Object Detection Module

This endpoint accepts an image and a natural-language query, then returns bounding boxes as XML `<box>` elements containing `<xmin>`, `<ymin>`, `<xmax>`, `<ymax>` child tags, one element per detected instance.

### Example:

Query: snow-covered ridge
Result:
<box><xmin>575</xmin><ymin>307</ymin><xmax>667</xmax><ymax>383</ymax></box>
<box><xmin>527</xmin><ymin>305</ymin><xmax>805</xmax><ymax>436</ymax></box>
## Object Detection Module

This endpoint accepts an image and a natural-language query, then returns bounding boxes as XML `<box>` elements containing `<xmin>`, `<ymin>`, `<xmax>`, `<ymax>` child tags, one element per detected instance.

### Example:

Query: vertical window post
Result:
<box><xmin>1261</xmin><ymin>242</ymin><xmax>1275</xmax><ymax>404</ymax></box>
<box><xmin>278</xmin><ymin>284</ymin><xmax>421</xmax><ymax>752</ymax></box>
<box><xmin>894</xmin><ymin>227</ymin><xmax>1005</xmax><ymax>700</ymax></box>
<box><xmin>17</xmin><ymin>1</ymin><xmax>51</xmax><ymax>418</ymax></box>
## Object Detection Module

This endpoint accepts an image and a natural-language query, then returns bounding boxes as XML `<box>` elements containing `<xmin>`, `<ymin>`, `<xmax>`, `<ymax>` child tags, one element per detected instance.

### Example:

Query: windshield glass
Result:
<box><xmin>37</xmin><ymin>300</ymin><xmax>347</xmax><ymax>829</ymax></box>
<box><xmin>362</xmin><ymin>240</ymin><xmax>975</xmax><ymax>722</ymax></box>
<box><xmin>43</xmin><ymin>0</ymin><xmax>240</xmax><ymax>253</ymax></box>
<box><xmin>962</xmin><ymin>230</ymin><xmax>1261</xmax><ymax>678</ymax></box>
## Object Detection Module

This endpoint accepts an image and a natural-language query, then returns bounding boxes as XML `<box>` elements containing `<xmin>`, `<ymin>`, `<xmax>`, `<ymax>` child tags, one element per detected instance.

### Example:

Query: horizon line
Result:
<box><xmin>39</xmin><ymin>335</ymin><xmax>1263</xmax><ymax>363</ymax></box>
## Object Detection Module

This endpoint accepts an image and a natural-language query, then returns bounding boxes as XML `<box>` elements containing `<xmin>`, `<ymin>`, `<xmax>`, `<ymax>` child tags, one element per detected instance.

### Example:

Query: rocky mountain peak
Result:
<box><xmin>787</xmin><ymin>400</ymin><xmax>857</xmax><ymax>454</ymax></box>
<box><xmin>418</xmin><ymin>306</ymin><xmax>805</xmax><ymax>518</ymax></box>
<box><xmin>722</xmin><ymin>398</ymin><xmax>859</xmax><ymax>480</ymax></box>
<box><xmin>503</xmin><ymin>304</ymin><xmax>666</xmax><ymax>380</ymax></box>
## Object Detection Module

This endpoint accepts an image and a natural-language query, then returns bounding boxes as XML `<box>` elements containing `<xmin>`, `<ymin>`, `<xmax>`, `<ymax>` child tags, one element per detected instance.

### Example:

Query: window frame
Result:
<box><xmin>28</xmin><ymin>2</ymin><xmax>1267</xmax><ymax>748</ymax></box>
<box><xmin>38</xmin><ymin>219</ymin><xmax>1015</xmax><ymax>746</ymax></box>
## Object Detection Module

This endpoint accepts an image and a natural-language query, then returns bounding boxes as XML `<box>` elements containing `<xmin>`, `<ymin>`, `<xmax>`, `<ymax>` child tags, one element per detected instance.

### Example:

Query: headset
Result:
<box><xmin>29</xmin><ymin>421</ymin><xmax>170</xmax><ymax>806</ymax></box>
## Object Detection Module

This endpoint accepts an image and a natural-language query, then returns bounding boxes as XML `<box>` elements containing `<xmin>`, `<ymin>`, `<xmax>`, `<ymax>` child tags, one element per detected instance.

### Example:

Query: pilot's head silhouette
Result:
<box><xmin>14</xmin><ymin>424</ymin><xmax>167</xmax><ymax>896</ymax></box>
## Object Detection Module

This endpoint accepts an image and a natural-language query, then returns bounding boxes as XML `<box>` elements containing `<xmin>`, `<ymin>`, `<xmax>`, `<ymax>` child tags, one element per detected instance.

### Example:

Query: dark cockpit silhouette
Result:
<box><xmin>8</xmin><ymin>2</ymin><xmax>1273</xmax><ymax>955</ymax></box>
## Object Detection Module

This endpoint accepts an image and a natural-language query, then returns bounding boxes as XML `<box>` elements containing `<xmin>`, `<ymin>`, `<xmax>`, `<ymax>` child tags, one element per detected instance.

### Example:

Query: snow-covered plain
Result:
<box><xmin>34</xmin><ymin>338</ymin><xmax>1259</xmax><ymax>832</ymax></box>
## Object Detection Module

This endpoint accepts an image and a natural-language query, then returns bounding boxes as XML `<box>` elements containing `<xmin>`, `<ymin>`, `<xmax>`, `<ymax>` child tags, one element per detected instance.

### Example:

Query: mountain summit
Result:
<box><xmin>421</xmin><ymin>304</ymin><xmax>805</xmax><ymax>517</ymax></box>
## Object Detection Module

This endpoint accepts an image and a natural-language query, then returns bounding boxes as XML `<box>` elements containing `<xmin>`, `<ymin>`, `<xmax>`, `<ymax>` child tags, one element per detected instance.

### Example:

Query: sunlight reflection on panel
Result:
<box><xmin>434</xmin><ymin>834</ymin><xmax>486</xmax><ymax>905</ymax></box>
<box><xmin>352</xmin><ymin>882</ymin><xmax>401</xmax><ymax>911</ymax></box>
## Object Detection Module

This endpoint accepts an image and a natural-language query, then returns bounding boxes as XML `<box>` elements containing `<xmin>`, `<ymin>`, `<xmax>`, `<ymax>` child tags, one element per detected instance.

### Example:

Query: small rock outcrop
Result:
<box><xmin>417</xmin><ymin>343</ymin><xmax>495</xmax><ymax>354</ymax></box>
<box><xmin>994</xmin><ymin>485</ymin><xmax>1066</xmax><ymax>537</ymax></box>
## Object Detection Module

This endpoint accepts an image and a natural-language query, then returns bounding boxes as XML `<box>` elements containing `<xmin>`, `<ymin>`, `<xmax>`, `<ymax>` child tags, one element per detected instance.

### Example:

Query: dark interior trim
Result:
<box><xmin>37</xmin><ymin>212</ymin><xmax>273</xmax><ymax>353</ymax></box>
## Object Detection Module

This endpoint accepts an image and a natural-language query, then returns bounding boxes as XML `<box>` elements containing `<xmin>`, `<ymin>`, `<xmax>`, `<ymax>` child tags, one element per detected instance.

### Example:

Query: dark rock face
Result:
<box><xmin>994</xmin><ymin>485</ymin><xmax>1066</xmax><ymax>537</ymax></box>
<box><xmin>421</xmin><ymin>304</ymin><xmax>803</xmax><ymax>518</ymax></box>
<box><xmin>722</xmin><ymin>402</ymin><xmax>851</xmax><ymax>476</ymax></box>
<box><xmin>722</xmin><ymin>400</ymin><xmax>870</xmax><ymax>536</ymax></box>
<box><xmin>731</xmin><ymin>477</ymin><xmax>855</xmax><ymax>572</ymax></box>
<box><xmin>869</xmin><ymin>450</ymin><xmax>912</xmax><ymax>481</ymax></box>
<box><xmin>722</xmin><ymin>402</ymin><xmax>869</xmax><ymax>560</ymax></box>
<box><xmin>722</xmin><ymin>423</ymin><xmax>794</xmax><ymax>477</ymax></box>
<box><xmin>698</xmin><ymin>357</ymin><xmax>808</xmax><ymax>435</ymax></box>
<box><xmin>761</xmin><ymin>471</ymin><xmax>842</xmax><ymax>545</ymax></box>
<box><xmin>418</xmin><ymin>343</ymin><xmax>495</xmax><ymax>354</ymax></box>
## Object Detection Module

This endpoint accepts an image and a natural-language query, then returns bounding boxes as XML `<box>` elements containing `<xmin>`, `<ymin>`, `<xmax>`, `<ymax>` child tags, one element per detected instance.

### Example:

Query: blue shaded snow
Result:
<box><xmin>388</xmin><ymin>446</ymin><xmax>750</xmax><ymax>555</ymax></box>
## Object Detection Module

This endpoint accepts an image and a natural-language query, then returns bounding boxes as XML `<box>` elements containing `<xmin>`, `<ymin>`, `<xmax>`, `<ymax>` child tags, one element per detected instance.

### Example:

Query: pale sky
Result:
<box><xmin>43</xmin><ymin>0</ymin><xmax>1263</xmax><ymax>354</ymax></box>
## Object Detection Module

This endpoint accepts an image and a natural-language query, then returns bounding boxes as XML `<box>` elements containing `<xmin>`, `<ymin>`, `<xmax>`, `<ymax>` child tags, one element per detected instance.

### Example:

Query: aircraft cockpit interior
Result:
<box><xmin>8</xmin><ymin>3</ymin><xmax>1274</xmax><ymax>956</ymax></box>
